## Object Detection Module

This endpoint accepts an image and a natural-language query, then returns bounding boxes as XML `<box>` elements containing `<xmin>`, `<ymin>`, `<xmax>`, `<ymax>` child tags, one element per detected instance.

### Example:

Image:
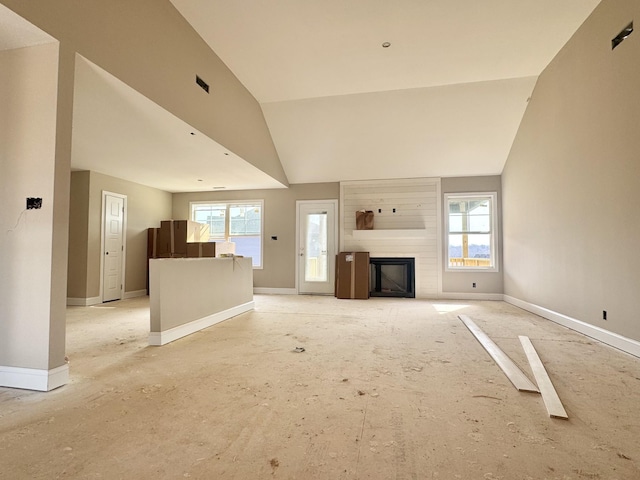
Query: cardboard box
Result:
<box><xmin>187</xmin><ymin>222</ymin><xmax>210</xmax><ymax>243</ymax></box>
<box><xmin>335</xmin><ymin>252</ymin><xmax>370</xmax><ymax>299</ymax></box>
<box><xmin>158</xmin><ymin>220</ymin><xmax>187</xmax><ymax>255</ymax></box>
<box><xmin>159</xmin><ymin>220</ymin><xmax>211</xmax><ymax>255</ymax></box>
<box><xmin>186</xmin><ymin>242</ymin><xmax>216</xmax><ymax>258</ymax></box>
<box><xmin>215</xmin><ymin>241</ymin><xmax>236</xmax><ymax>257</ymax></box>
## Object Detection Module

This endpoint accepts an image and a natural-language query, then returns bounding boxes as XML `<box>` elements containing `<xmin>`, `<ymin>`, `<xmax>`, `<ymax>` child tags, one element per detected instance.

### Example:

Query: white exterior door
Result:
<box><xmin>297</xmin><ymin>200</ymin><xmax>338</xmax><ymax>295</ymax></box>
<box><xmin>103</xmin><ymin>193</ymin><xmax>125</xmax><ymax>302</ymax></box>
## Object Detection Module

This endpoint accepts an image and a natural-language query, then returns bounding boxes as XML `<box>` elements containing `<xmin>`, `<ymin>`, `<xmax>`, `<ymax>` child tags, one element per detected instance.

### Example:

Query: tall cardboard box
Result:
<box><xmin>159</xmin><ymin>220</ymin><xmax>189</xmax><ymax>256</ymax></box>
<box><xmin>335</xmin><ymin>252</ymin><xmax>370</xmax><ymax>299</ymax></box>
<box><xmin>147</xmin><ymin>228</ymin><xmax>160</xmax><ymax>258</ymax></box>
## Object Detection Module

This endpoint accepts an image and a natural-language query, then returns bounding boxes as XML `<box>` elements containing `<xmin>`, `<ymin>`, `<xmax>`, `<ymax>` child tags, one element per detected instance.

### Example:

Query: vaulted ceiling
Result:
<box><xmin>169</xmin><ymin>0</ymin><xmax>602</xmax><ymax>184</ymax></box>
<box><xmin>1</xmin><ymin>1</ymin><xmax>602</xmax><ymax>191</ymax></box>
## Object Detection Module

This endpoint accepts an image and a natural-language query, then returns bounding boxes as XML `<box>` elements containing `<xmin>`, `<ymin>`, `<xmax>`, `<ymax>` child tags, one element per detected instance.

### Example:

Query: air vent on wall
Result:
<box><xmin>612</xmin><ymin>22</ymin><xmax>633</xmax><ymax>50</ymax></box>
<box><xmin>196</xmin><ymin>75</ymin><xmax>209</xmax><ymax>93</ymax></box>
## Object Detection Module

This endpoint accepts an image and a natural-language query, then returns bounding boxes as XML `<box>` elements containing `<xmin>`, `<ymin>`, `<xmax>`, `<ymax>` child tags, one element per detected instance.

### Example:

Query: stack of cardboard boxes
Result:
<box><xmin>148</xmin><ymin>220</ymin><xmax>214</xmax><ymax>258</ymax></box>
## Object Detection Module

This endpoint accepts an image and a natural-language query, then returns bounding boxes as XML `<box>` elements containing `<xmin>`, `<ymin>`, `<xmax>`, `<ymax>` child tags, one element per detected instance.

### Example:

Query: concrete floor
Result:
<box><xmin>1</xmin><ymin>295</ymin><xmax>639</xmax><ymax>479</ymax></box>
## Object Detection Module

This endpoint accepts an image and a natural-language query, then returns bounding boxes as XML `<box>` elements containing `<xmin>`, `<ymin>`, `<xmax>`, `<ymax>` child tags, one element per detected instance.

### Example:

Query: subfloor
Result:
<box><xmin>1</xmin><ymin>295</ymin><xmax>640</xmax><ymax>479</ymax></box>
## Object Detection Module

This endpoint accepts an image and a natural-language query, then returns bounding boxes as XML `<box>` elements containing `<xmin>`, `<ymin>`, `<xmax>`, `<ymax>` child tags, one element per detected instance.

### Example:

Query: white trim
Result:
<box><xmin>438</xmin><ymin>292</ymin><xmax>504</xmax><ymax>301</ymax></box>
<box><xmin>0</xmin><ymin>364</ymin><xmax>69</xmax><ymax>391</ymax></box>
<box><xmin>296</xmin><ymin>199</ymin><xmax>339</xmax><ymax>295</ymax></box>
<box><xmin>66</xmin><ymin>296</ymin><xmax>101</xmax><ymax>306</ymax></box>
<box><xmin>444</xmin><ymin>192</ymin><xmax>498</xmax><ymax>273</ymax></box>
<box><xmin>504</xmin><ymin>295</ymin><xmax>640</xmax><ymax>358</ymax></box>
<box><xmin>253</xmin><ymin>287</ymin><xmax>297</xmax><ymax>295</ymax></box>
<box><xmin>148</xmin><ymin>301</ymin><xmax>255</xmax><ymax>346</ymax></box>
<box><xmin>123</xmin><ymin>289</ymin><xmax>147</xmax><ymax>300</ymax></box>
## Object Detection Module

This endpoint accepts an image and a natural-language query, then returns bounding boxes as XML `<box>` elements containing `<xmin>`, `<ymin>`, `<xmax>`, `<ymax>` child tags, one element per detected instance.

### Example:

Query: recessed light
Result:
<box><xmin>382</xmin><ymin>42</ymin><xmax>391</xmax><ymax>48</ymax></box>
<box><xmin>223</xmin><ymin>152</ymin><xmax>229</xmax><ymax>156</ymax></box>
<box><xmin>190</xmin><ymin>132</ymin><xmax>196</xmax><ymax>135</ymax></box>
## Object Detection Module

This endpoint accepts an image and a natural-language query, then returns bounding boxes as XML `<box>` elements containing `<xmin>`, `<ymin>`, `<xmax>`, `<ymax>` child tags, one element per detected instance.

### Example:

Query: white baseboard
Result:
<box><xmin>504</xmin><ymin>295</ymin><xmax>640</xmax><ymax>358</ymax></box>
<box><xmin>123</xmin><ymin>289</ymin><xmax>147</xmax><ymax>299</ymax></box>
<box><xmin>0</xmin><ymin>363</ymin><xmax>69</xmax><ymax>391</ymax></box>
<box><xmin>253</xmin><ymin>287</ymin><xmax>298</xmax><ymax>295</ymax></box>
<box><xmin>148</xmin><ymin>301</ymin><xmax>255</xmax><ymax>346</ymax></box>
<box><xmin>437</xmin><ymin>292</ymin><xmax>504</xmax><ymax>301</ymax></box>
<box><xmin>66</xmin><ymin>296</ymin><xmax>101</xmax><ymax>306</ymax></box>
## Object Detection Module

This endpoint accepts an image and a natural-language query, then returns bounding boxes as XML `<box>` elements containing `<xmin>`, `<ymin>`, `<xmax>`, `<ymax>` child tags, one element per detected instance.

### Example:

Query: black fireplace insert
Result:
<box><xmin>369</xmin><ymin>257</ymin><xmax>415</xmax><ymax>298</ymax></box>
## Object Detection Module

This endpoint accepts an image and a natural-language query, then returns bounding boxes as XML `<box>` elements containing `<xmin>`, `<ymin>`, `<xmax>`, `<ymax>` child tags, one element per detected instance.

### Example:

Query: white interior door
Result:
<box><xmin>103</xmin><ymin>193</ymin><xmax>125</xmax><ymax>302</ymax></box>
<box><xmin>297</xmin><ymin>200</ymin><xmax>338</xmax><ymax>295</ymax></box>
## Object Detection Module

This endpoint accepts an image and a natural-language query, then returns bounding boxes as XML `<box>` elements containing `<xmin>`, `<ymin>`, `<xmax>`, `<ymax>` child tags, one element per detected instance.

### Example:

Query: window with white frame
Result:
<box><xmin>445</xmin><ymin>193</ymin><xmax>498</xmax><ymax>271</ymax></box>
<box><xmin>191</xmin><ymin>200</ymin><xmax>263</xmax><ymax>268</ymax></box>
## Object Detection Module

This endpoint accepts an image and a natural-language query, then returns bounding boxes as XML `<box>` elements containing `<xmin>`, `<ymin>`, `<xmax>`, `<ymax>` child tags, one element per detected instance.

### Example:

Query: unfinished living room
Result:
<box><xmin>1</xmin><ymin>1</ymin><xmax>639</xmax><ymax>479</ymax></box>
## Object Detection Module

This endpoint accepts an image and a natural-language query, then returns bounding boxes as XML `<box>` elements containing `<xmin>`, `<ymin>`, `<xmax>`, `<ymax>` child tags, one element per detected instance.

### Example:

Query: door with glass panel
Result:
<box><xmin>297</xmin><ymin>200</ymin><xmax>338</xmax><ymax>295</ymax></box>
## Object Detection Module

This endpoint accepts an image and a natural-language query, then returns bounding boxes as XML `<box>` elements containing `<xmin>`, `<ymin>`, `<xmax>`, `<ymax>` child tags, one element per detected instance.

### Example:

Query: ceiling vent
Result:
<box><xmin>196</xmin><ymin>75</ymin><xmax>209</xmax><ymax>93</ymax></box>
<box><xmin>612</xmin><ymin>22</ymin><xmax>633</xmax><ymax>50</ymax></box>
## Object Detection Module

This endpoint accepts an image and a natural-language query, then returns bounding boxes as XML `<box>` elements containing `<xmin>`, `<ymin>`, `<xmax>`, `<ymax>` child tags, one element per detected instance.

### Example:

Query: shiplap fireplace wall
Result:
<box><xmin>340</xmin><ymin>178</ymin><xmax>441</xmax><ymax>298</ymax></box>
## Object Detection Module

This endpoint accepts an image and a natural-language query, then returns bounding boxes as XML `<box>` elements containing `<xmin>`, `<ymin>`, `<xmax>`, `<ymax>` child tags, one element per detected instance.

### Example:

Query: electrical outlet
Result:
<box><xmin>27</xmin><ymin>197</ymin><xmax>42</xmax><ymax>209</ymax></box>
<box><xmin>472</xmin><ymin>282</ymin><xmax>477</xmax><ymax>288</ymax></box>
<box><xmin>602</xmin><ymin>310</ymin><xmax>607</xmax><ymax>320</ymax></box>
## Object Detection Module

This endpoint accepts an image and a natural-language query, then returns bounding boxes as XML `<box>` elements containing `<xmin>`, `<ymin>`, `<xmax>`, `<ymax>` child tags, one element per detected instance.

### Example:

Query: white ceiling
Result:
<box><xmin>2</xmin><ymin>1</ymin><xmax>602</xmax><ymax>191</ymax></box>
<box><xmin>171</xmin><ymin>0</ymin><xmax>602</xmax><ymax>183</ymax></box>
<box><xmin>0</xmin><ymin>3</ymin><xmax>54</xmax><ymax>51</ymax></box>
<box><xmin>72</xmin><ymin>56</ymin><xmax>286</xmax><ymax>193</ymax></box>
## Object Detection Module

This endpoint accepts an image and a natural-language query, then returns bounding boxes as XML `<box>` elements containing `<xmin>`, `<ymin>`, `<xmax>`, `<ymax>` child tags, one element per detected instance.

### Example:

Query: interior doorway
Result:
<box><xmin>296</xmin><ymin>200</ymin><xmax>338</xmax><ymax>295</ymax></box>
<box><xmin>101</xmin><ymin>191</ymin><xmax>127</xmax><ymax>302</ymax></box>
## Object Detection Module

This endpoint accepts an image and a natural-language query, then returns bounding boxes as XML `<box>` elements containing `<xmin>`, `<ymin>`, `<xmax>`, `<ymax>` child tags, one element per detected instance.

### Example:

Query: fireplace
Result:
<box><xmin>369</xmin><ymin>257</ymin><xmax>415</xmax><ymax>298</ymax></box>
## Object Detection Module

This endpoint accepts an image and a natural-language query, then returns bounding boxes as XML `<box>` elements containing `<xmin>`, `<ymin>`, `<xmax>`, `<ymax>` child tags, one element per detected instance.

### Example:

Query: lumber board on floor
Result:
<box><xmin>459</xmin><ymin>315</ymin><xmax>539</xmax><ymax>393</ymax></box>
<box><xmin>519</xmin><ymin>336</ymin><xmax>569</xmax><ymax>419</ymax></box>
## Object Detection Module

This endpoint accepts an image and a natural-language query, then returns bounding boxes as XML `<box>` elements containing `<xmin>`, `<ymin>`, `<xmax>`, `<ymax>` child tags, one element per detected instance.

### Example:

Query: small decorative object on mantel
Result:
<box><xmin>355</xmin><ymin>210</ymin><xmax>374</xmax><ymax>230</ymax></box>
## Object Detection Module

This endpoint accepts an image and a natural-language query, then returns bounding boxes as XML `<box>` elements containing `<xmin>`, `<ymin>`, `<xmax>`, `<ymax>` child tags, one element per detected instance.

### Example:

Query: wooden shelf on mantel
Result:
<box><xmin>350</xmin><ymin>229</ymin><xmax>427</xmax><ymax>239</ymax></box>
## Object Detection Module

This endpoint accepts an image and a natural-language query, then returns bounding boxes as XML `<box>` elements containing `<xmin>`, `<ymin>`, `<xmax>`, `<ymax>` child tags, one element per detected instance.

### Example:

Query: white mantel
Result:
<box><xmin>351</xmin><ymin>229</ymin><xmax>427</xmax><ymax>239</ymax></box>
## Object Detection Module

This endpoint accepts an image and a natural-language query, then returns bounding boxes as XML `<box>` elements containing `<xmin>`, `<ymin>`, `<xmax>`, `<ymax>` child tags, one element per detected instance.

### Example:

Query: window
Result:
<box><xmin>191</xmin><ymin>200</ymin><xmax>263</xmax><ymax>268</ymax></box>
<box><xmin>445</xmin><ymin>193</ymin><xmax>497</xmax><ymax>271</ymax></box>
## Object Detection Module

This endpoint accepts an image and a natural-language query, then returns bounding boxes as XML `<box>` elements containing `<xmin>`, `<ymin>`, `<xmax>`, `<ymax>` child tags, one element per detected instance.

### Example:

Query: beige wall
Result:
<box><xmin>0</xmin><ymin>43</ymin><xmax>61</xmax><ymax>370</ymax></box>
<box><xmin>68</xmin><ymin>171</ymin><xmax>173</xmax><ymax>300</ymax></box>
<box><xmin>0</xmin><ymin>0</ymin><xmax>287</xmax><ymax>186</ymax></box>
<box><xmin>502</xmin><ymin>0</ymin><xmax>640</xmax><ymax>341</ymax></box>
<box><xmin>67</xmin><ymin>171</ymin><xmax>90</xmax><ymax>297</ymax></box>
<box><xmin>441</xmin><ymin>176</ymin><xmax>503</xmax><ymax>295</ymax></box>
<box><xmin>173</xmin><ymin>184</ymin><xmax>340</xmax><ymax>289</ymax></box>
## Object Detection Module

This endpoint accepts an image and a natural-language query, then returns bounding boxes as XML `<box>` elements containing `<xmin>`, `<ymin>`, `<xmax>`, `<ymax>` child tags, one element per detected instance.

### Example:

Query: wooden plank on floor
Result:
<box><xmin>519</xmin><ymin>335</ymin><xmax>569</xmax><ymax>419</ymax></box>
<box><xmin>459</xmin><ymin>315</ymin><xmax>539</xmax><ymax>393</ymax></box>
